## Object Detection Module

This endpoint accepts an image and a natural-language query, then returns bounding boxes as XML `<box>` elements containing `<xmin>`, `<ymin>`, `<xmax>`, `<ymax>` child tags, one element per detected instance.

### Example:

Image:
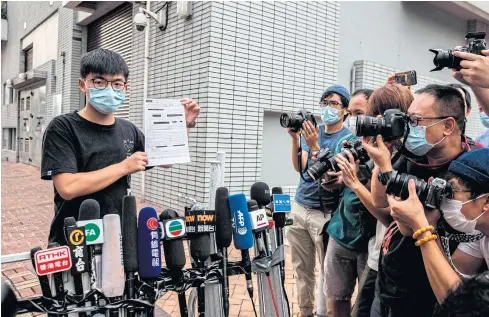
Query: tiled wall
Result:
<box><xmin>131</xmin><ymin>1</ymin><xmax>341</xmax><ymax>212</ymax></box>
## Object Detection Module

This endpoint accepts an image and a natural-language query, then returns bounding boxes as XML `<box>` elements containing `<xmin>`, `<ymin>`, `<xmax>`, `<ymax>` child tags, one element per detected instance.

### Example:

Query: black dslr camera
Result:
<box><xmin>385</xmin><ymin>170</ymin><xmax>453</xmax><ymax>209</ymax></box>
<box><xmin>280</xmin><ymin>110</ymin><xmax>317</xmax><ymax>132</ymax></box>
<box><xmin>355</xmin><ymin>109</ymin><xmax>407</xmax><ymax>141</ymax></box>
<box><xmin>307</xmin><ymin>139</ymin><xmax>370</xmax><ymax>181</ymax></box>
<box><xmin>430</xmin><ymin>32</ymin><xmax>487</xmax><ymax>71</ymax></box>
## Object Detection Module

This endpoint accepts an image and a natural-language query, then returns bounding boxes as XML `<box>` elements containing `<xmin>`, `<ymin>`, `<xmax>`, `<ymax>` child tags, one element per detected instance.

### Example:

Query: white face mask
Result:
<box><xmin>441</xmin><ymin>195</ymin><xmax>487</xmax><ymax>233</ymax></box>
<box><xmin>343</xmin><ymin>116</ymin><xmax>358</xmax><ymax>135</ymax></box>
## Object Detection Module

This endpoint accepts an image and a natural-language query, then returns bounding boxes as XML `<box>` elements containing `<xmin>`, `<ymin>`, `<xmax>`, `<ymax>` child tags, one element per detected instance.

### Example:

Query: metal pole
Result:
<box><xmin>141</xmin><ymin>0</ymin><xmax>151</xmax><ymax>202</ymax></box>
<box><xmin>216</xmin><ymin>151</ymin><xmax>226</xmax><ymax>187</ymax></box>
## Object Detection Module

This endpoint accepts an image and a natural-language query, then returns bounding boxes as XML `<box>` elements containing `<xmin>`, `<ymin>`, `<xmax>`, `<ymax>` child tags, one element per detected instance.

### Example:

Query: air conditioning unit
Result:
<box><xmin>176</xmin><ymin>2</ymin><xmax>192</xmax><ymax>19</ymax></box>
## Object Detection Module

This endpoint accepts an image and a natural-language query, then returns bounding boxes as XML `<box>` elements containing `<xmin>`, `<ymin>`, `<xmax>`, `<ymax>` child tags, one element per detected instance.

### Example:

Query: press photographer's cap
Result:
<box><xmin>448</xmin><ymin>148</ymin><xmax>489</xmax><ymax>193</ymax></box>
<box><xmin>321</xmin><ymin>85</ymin><xmax>351</xmax><ymax>107</ymax></box>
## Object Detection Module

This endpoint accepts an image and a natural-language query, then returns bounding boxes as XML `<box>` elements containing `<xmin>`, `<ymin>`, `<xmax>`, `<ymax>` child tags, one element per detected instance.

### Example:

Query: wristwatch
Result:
<box><xmin>378</xmin><ymin>170</ymin><xmax>393</xmax><ymax>186</ymax></box>
<box><xmin>186</xmin><ymin>120</ymin><xmax>196</xmax><ymax>128</ymax></box>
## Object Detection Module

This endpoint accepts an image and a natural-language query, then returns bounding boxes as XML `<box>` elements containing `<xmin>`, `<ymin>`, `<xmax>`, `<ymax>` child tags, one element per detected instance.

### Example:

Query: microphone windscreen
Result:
<box><xmin>138</xmin><ymin>207</ymin><xmax>162</xmax><ymax>279</ymax></box>
<box><xmin>122</xmin><ymin>196</ymin><xmax>138</xmax><ymax>272</ymax></box>
<box><xmin>247</xmin><ymin>199</ymin><xmax>259</xmax><ymax>212</ymax></box>
<box><xmin>215</xmin><ymin>187</ymin><xmax>232</xmax><ymax>248</ymax></box>
<box><xmin>101</xmin><ymin>214</ymin><xmax>125</xmax><ymax>297</ymax></box>
<box><xmin>272</xmin><ymin>187</ymin><xmax>283</xmax><ymax>195</ymax></box>
<box><xmin>159</xmin><ymin>209</ymin><xmax>186</xmax><ymax>269</ymax></box>
<box><xmin>190</xmin><ymin>234</ymin><xmax>211</xmax><ymax>262</ymax></box>
<box><xmin>250</xmin><ymin>182</ymin><xmax>271</xmax><ymax>208</ymax></box>
<box><xmin>78</xmin><ymin>199</ymin><xmax>100</xmax><ymax>221</ymax></box>
<box><xmin>64</xmin><ymin>217</ymin><xmax>77</xmax><ymax>228</ymax></box>
<box><xmin>228</xmin><ymin>193</ymin><xmax>254</xmax><ymax>250</ymax></box>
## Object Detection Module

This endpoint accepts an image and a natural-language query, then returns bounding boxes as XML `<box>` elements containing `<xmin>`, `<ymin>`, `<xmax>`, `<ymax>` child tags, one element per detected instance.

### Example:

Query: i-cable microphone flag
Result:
<box><xmin>228</xmin><ymin>193</ymin><xmax>254</xmax><ymax>300</ymax></box>
<box><xmin>160</xmin><ymin>209</ymin><xmax>188</xmax><ymax>317</ymax></box>
<box><xmin>101</xmin><ymin>214</ymin><xmax>125</xmax><ymax>298</ymax></box>
<box><xmin>138</xmin><ymin>207</ymin><xmax>162</xmax><ymax>279</ymax></box>
<box><xmin>215</xmin><ymin>187</ymin><xmax>232</xmax><ymax>317</ymax></box>
<box><xmin>64</xmin><ymin>217</ymin><xmax>88</xmax><ymax>317</ymax></box>
<box><xmin>122</xmin><ymin>195</ymin><xmax>139</xmax><ymax>317</ymax></box>
<box><xmin>77</xmin><ymin>199</ymin><xmax>103</xmax><ymax>291</ymax></box>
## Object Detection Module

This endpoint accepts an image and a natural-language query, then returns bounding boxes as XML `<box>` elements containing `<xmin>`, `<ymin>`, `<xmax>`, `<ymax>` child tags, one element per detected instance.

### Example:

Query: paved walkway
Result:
<box><xmin>1</xmin><ymin>161</ymin><xmax>327</xmax><ymax>317</ymax></box>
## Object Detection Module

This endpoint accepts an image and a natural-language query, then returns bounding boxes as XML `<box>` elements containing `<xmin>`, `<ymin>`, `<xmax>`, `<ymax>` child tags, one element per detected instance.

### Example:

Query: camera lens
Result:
<box><xmin>280</xmin><ymin>113</ymin><xmax>292</xmax><ymax>128</ymax></box>
<box><xmin>386</xmin><ymin>172</ymin><xmax>428</xmax><ymax>201</ymax></box>
<box><xmin>307</xmin><ymin>161</ymin><xmax>327</xmax><ymax>181</ymax></box>
<box><xmin>356</xmin><ymin>116</ymin><xmax>384</xmax><ymax>137</ymax></box>
<box><xmin>429</xmin><ymin>49</ymin><xmax>462</xmax><ymax>71</ymax></box>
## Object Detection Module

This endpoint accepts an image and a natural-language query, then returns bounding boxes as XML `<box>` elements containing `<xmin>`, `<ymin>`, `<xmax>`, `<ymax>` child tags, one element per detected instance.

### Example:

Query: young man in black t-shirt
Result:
<box><xmin>363</xmin><ymin>85</ymin><xmax>484</xmax><ymax>317</ymax></box>
<box><xmin>41</xmin><ymin>49</ymin><xmax>201</xmax><ymax>244</ymax></box>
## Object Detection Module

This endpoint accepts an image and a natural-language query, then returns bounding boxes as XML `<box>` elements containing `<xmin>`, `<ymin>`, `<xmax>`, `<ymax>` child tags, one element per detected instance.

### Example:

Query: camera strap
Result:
<box><xmin>298</xmin><ymin>139</ymin><xmax>314</xmax><ymax>183</ymax></box>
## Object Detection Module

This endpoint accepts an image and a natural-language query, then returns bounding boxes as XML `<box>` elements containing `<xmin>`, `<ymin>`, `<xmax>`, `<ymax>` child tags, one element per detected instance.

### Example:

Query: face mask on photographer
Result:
<box><xmin>441</xmin><ymin>194</ymin><xmax>488</xmax><ymax>233</ymax></box>
<box><xmin>343</xmin><ymin>115</ymin><xmax>357</xmax><ymax>135</ymax></box>
<box><xmin>321</xmin><ymin>106</ymin><xmax>343</xmax><ymax>125</ymax></box>
<box><xmin>405</xmin><ymin>119</ymin><xmax>447</xmax><ymax>156</ymax></box>
<box><xmin>480</xmin><ymin>111</ymin><xmax>489</xmax><ymax>128</ymax></box>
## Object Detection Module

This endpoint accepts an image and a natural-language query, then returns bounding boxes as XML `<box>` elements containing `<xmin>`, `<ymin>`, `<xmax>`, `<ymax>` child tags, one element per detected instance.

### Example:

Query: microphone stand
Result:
<box><xmin>221</xmin><ymin>246</ymin><xmax>230</xmax><ymax>317</ymax></box>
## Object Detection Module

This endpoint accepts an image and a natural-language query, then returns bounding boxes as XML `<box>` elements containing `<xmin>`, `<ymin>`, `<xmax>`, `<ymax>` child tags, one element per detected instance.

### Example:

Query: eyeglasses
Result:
<box><xmin>408</xmin><ymin>115</ymin><xmax>453</xmax><ymax>127</ymax></box>
<box><xmin>87</xmin><ymin>78</ymin><xmax>126</xmax><ymax>91</ymax></box>
<box><xmin>320</xmin><ymin>100</ymin><xmax>343</xmax><ymax>109</ymax></box>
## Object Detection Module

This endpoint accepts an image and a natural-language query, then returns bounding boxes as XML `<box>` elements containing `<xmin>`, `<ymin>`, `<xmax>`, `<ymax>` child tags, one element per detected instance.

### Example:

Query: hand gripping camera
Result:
<box><xmin>307</xmin><ymin>139</ymin><xmax>370</xmax><ymax>181</ymax></box>
<box><xmin>385</xmin><ymin>170</ymin><xmax>453</xmax><ymax>209</ymax></box>
<box><xmin>280</xmin><ymin>110</ymin><xmax>317</xmax><ymax>132</ymax></box>
<box><xmin>430</xmin><ymin>32</ymin><xmax>487</xmax><ymax>72</ymax></box>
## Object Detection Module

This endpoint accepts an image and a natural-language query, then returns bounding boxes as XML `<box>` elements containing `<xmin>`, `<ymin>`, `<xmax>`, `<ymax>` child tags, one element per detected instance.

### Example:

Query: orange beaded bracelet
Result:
<box><xmin>415</xmin><ymin>234</ymin><xmax>438</xmax><ymax>247</ymax></box>
<box><xmin>412</xmin><ymin>225</ymin><xmax>434</xmax><ymax>239</ymax></box>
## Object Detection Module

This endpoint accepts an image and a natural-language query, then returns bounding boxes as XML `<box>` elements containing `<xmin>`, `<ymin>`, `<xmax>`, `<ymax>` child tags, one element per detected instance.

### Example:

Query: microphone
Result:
<box><xmin>77</xmin><ymin>199</ymin><xmax>103</xmax><ymax>291</ymax></box>
<box><xmin>247</xmin><ymin>200</ymin><xmax>268</xmax><ymax>255</ymax></box>
<box><xmin>122</xmin><ymin>195</ymin><xmax>138</xmax><ymax>317</ymax></box>
<box><xmin>215</xmin><ymin>187</ymin><xmax>232</xmax><ymax>317</ymax></box>
<box><xmin>228</xmin><ymin>193</ymin><xmax>254</xmax><ymax>300</ymax></box>
<box><xmin>271</xmin><ymin>187</ymin><xmax>286</xmax><ymax>228</ymax></box>
<box><xmin>64</xmin><ymin>217</ymin><xmax>88</xmax><ymax>317</ymax></box>
<box><xmin>101</xmin><ymin>214</ymin><xmax>125</xmax><ymax>298</ymax></box>
<box><xmin>1</xmin><ymin>281</ymin><xmax>17</xmax><ymax>317</ymax></box>
<box><xmin>30</xmin><ymin>247</ymin><xmax>53</xmax><ymax>298</ymax></box>
<box><xmin>250</xmin><ymin>182</ymin><xmax>271</xmax><ymax>208</ymax></box>
<box><xmin>138</xmin><ymin>207</ymin><xmax>161</xmax><ymax>317</ymax></box>
<box><xmin>160</xmin><ymin>209</ymin><xmax>187</xmax><ymax>317</ymax></box>
<box><xmin>47</xmin><ymin>242</ymin><xmax>67</xmax><ymax>317</ymax></box>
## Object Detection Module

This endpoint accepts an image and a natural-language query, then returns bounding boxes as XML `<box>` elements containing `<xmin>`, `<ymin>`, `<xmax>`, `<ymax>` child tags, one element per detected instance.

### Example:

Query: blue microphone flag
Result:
<box><xmin>228</xmin><ymin>193</ymin><xmax>254</xmax><ymax>250</ymax></box>
<box><xmin>137</xmin><ymin>207</ymin><xmax>162</xmax><ymax>278</ymax></box>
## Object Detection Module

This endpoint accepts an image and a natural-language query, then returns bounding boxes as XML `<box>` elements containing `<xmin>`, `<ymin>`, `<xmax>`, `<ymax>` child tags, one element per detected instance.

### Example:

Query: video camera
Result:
<box><xmin>307</xmin><ymin>139</ymin><xmax>369</xmax><ymax>181</ymax></box>
<box><xmin>430</xmin><ymin>31</ymin><xmax>487</xmax><ymax>71</ymax></box>
<box><xmin>280</xmin><ymin>110</ymin><xmax>317</xmax><ymax>132</ymax></box>
<box><xmin>354</xmin><ymin>109</ymin><xmax>407</xmax><ymax>142</ymax></box>
<box><xmin>385</xmin><ymin>170</ymin><xmax>453</xmax><ymax>209</ymax></box>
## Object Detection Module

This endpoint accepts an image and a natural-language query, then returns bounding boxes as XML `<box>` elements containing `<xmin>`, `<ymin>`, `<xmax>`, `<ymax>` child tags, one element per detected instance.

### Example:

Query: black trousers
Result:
<box><xmin>351</xmin><ymin>266</ymin><xmax>378</xmax><ymax>317</ymax></box>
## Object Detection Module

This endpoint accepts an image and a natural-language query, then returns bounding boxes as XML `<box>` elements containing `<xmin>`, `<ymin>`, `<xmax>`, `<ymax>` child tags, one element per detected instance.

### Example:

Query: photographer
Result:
<box><xmin>363</xmin><ymin>85</ymin><xmax>483</xmax><ymax>317</ymax></box>
<box><xmin>287</xmin><ymin>85</ymin><xmax>351</xmax><ymax>317</ymax></box>
<box><xmin>386</xmin><ymin>148</ymin><xmax>489</xmax><ymax>316</ymax></box>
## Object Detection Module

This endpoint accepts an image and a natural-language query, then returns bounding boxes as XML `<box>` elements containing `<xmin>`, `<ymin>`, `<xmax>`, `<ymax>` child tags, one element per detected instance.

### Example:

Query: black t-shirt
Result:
<box><xmin>41</xmin><ymin>111</ymin><xmax>145</xmax><ymax>244</ymax></box>
<box><xmin>376</xmin><ymin>138</ymin><xmax>477</xmax><ymax>316</ymax></box>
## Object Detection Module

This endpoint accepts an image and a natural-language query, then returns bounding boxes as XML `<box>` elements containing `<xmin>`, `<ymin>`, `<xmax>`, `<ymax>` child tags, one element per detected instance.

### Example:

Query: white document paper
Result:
<box><xmin>144</xmin><ymin>99</ymin><xmax>191</xmax><ymax>166</ymax></box>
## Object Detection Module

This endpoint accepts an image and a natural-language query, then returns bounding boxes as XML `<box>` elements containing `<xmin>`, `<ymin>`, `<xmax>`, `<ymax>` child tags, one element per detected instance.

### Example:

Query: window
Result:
<box><xmin>9</xmin><ymin>88</ymin><xmax>14</xmax><ymax>104</ymax></box>
<box><xmin>3</xmin><ymin>84</ymin><xmax>7</xmax><ymax>106</ymax></box>
<box><xmin>25</xmin><ymin>47</ymin><xmax>33</xmax><ymax>72</ymax></box>
<box><xmin>26</xmin><ymin>96</ymin><xmax>31</xmax><ymax>111</ymax></box>
<box><xmin>2</xmin><ymin>128</ymin><xmax>16</xmax><ymax>151</ymax></box>
<box><xmin>21</xmin><ymin>98</ymin><xmax>25</xmax><ymax>111</ymax></box>
<box><xmin>25</xmin><ymin>138</ymin><xmax>29</xmax><ymax>153</ymax></box>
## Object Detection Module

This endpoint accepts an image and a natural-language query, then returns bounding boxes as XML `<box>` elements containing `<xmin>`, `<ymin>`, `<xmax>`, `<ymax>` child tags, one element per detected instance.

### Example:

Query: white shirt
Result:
<box><xmin>457</xmin><ymin>235</ymin><xmax>489</xmax><ymax>268</ymax></box>
<box><xmin>367</xmin><ymin>221</ymin><xmax>387</xmax><ymax>271</ymax></box>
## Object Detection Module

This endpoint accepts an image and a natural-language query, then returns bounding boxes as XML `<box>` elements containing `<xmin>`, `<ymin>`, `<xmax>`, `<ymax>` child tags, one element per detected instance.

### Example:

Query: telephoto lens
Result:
<box><xmin>280</xmin><ymin>110</ymin><xmax>317</xmax><ymax>132</ymax></box>
<box><xmin>355</xmin><ymin>109</ymin><xmax>407</xmax><ymax>141</ymax></box>
<box><xmin>385</xmin><ymin>170</ymin><xmax>452</xmax><ymax>209</ymax></box>
<box><xmin>307</xmin><ymin>148</ymin><xmax>334</xmax><ymax>181</ymax></box>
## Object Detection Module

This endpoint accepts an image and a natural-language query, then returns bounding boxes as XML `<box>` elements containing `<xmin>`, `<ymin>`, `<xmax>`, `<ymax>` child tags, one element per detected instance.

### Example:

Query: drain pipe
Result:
<box><xmin>350</xmin><ymin>64</ymin><xmax>356</xmax><ymax>93</ymax></box>
<box><xmin>141</xmin><ymin>0</ymin><xmax>151</xmax><ymax>202</ymax></box>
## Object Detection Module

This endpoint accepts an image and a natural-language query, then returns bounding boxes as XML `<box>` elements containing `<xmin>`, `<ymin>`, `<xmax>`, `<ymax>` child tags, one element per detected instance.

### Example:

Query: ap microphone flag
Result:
<box><xmin>228</xmin><ymin>193</ymin><xmax>254</xmax><ymax>250</ymax></box>
<box><xmin>138</xmin><ymin>207</ymin><xmax>162</xmax><ymax>279</ymax></box>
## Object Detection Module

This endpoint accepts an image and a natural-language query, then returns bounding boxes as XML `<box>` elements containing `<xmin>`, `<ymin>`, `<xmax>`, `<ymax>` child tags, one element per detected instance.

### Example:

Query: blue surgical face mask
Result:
<box><xmin>88</xmin><ymin>87</ymin><xmax>125</xmax><ymax>114</ymax></box>
<box><xmin>480</xmin><ymin>111</ymin><xmax>489</xmax><ymax>128</ymax></box>
<box><xmin>405</xmin><ymin>119</ymin><xmax>446</xmax><ymax>156</ymax></box>
<box><xmin>321</xmin><ymin>106</ymin><xmax>342</xmax><ymax>125</ymax></box>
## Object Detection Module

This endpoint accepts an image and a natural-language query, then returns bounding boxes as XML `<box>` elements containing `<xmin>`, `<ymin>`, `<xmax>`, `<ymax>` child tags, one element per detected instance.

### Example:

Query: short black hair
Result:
<box><xmin>320</xmin><ymin>91</ymin><xmax>349</xmax><ymax>109</ymax></box>
<box><xmin>352</xmin><ymin>89</ymin><xmax>374</xmax><ymax>100</ymax></box>
<box><xmin>447</xmin><ymin>84</ymin><xmax>472</xmax><ymax>110</ymax></box>
<box><xmin>433</xmin><ymin>272</ymin><xmax>489</xmax><ymax>317</ymax></box>
<box><xmin>415</xmin><ymin>84</ymin><xmax>465</xmax><ymax>131</ymax></box>
<box><xmin>445</xmin><ymin>172</ymin><xmax>482</xmax><ymax>199</ymax></box>
<box><xmin>80</xmin><ymin>49</ymin><xmax>129</xmax><ymax>79</ymax></box>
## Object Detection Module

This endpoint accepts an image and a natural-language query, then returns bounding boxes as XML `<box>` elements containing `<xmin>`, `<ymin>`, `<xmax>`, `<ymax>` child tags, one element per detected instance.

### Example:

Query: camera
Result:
<box><xmin>307</xmin><ymin>139</ymin><xmax>369</xmax><ymax>181</ymax></box>
<box><xmin>430</xmin><ymin>32</ymin><xmax>487</xmax><ymax>71</ymax></box>
<box><xmin>134</xmin><ymin>12</ymin><xmax>148</xmax><ymax>32</ymax></box>
<box><xmin>355</xmin><ymin>109</ymin><xmax>407</xmax><ymax>141</ymax></box>
<box><xmin>280</xmin><ymin>110</ymin><xmax>317</xmax><ymax>132</ymax></box>
<box><xmin>385</xmin><ymin>170</ymin><xmax>453</xmax><ymax>209</ymax></box>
